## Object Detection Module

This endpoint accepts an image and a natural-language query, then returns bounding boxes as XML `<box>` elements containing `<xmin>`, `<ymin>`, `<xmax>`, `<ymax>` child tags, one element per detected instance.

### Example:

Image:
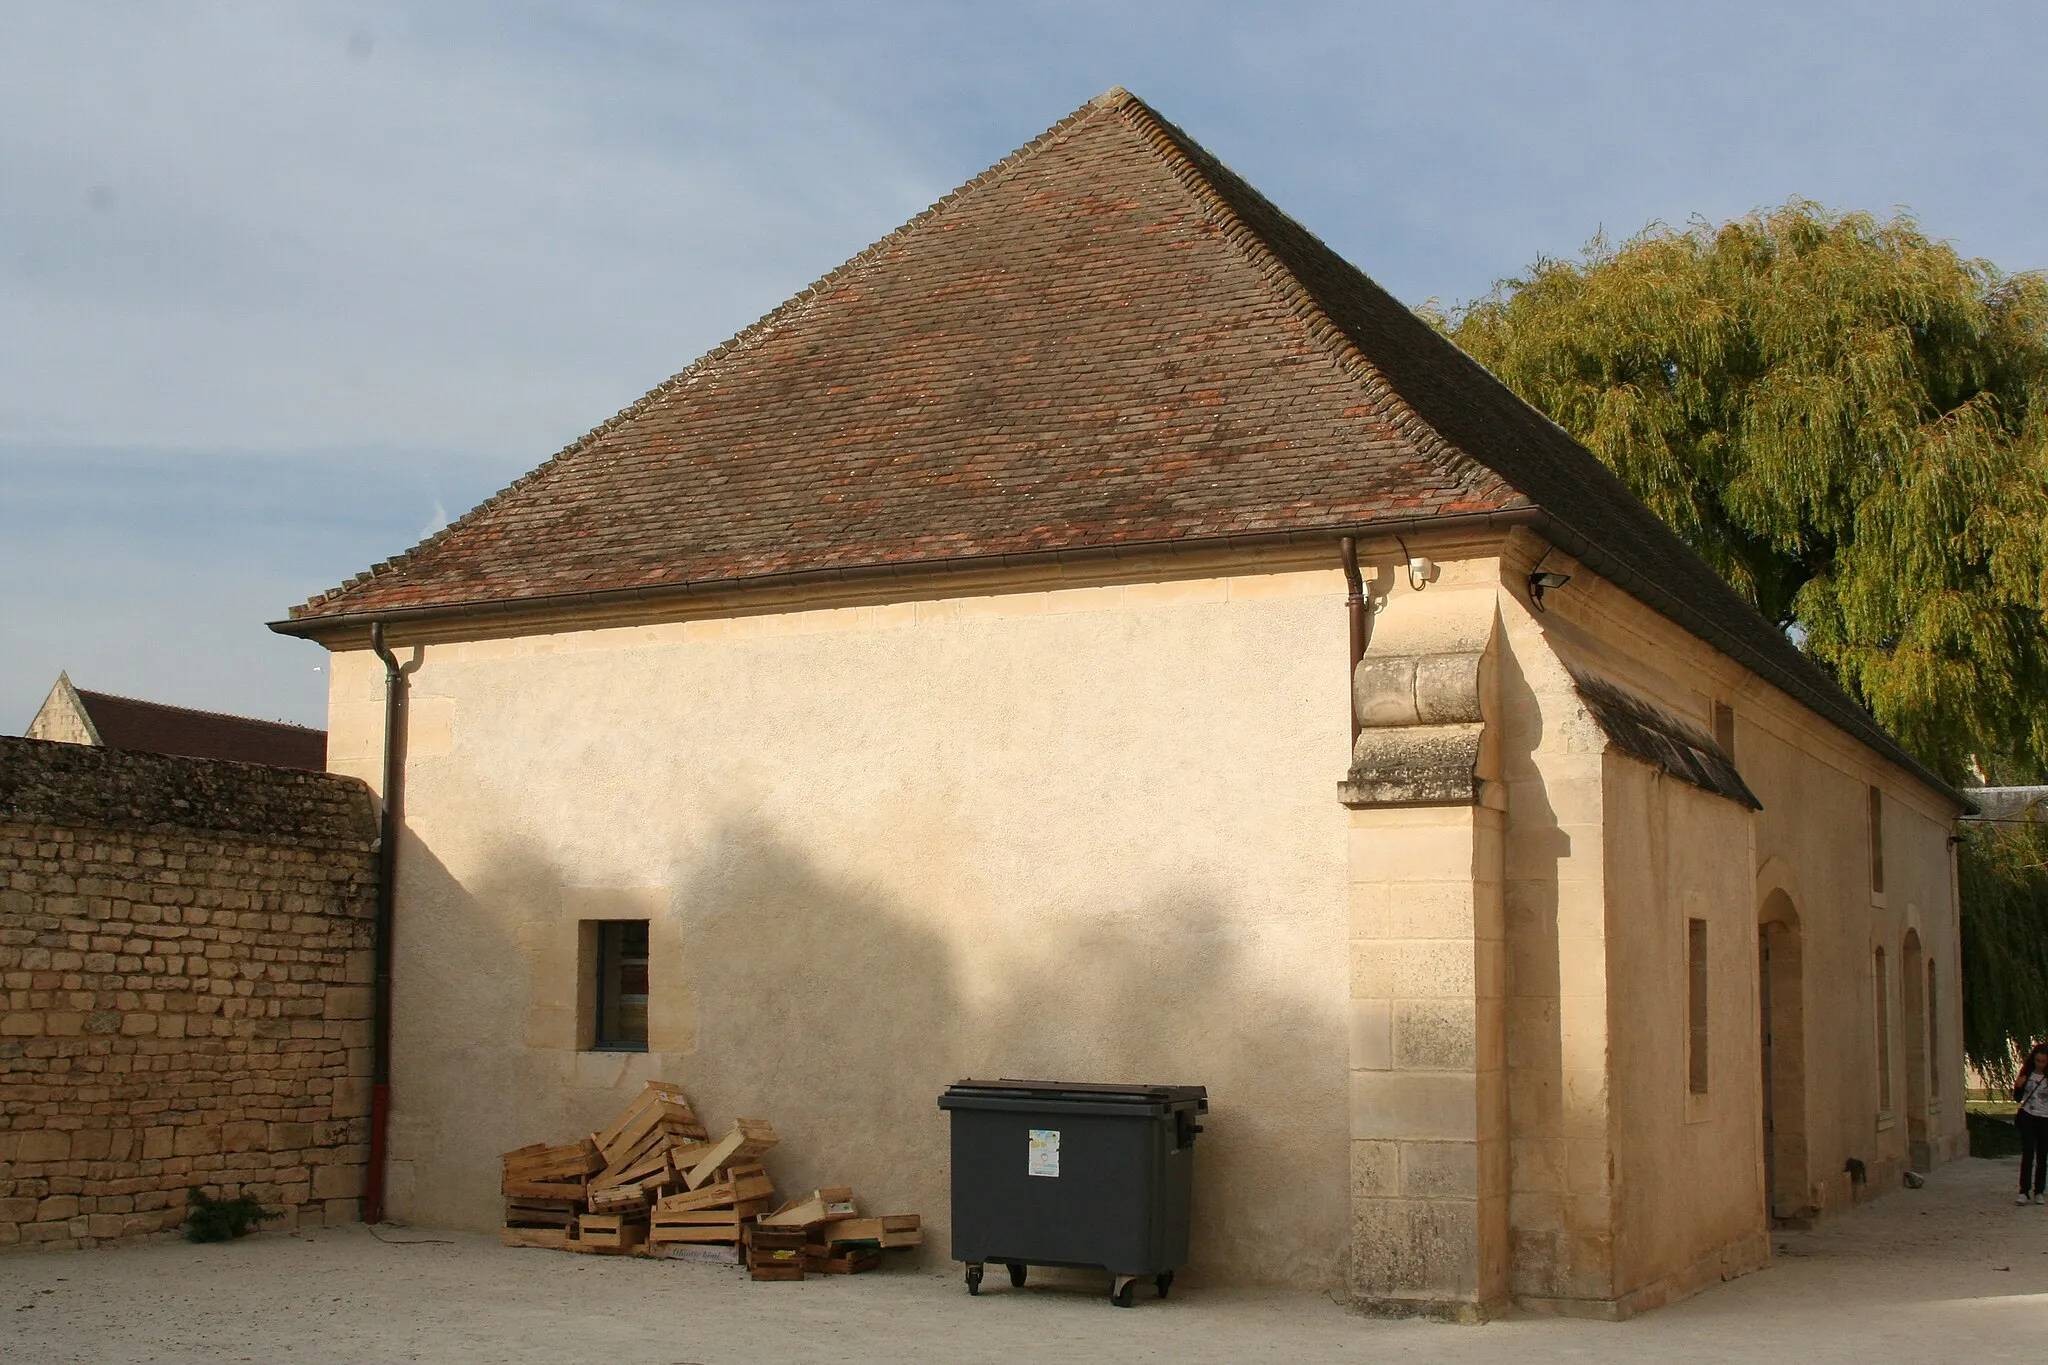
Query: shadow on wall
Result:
<box><xmin>388</xmin><ymin>811</ymin><xmax>1350</xmax><ymax>1288</ymax></box>
<box><xmin>1494</xmin><ymin>636</ymin><xmax>1583</xmax><ymax>1300</ymax></box>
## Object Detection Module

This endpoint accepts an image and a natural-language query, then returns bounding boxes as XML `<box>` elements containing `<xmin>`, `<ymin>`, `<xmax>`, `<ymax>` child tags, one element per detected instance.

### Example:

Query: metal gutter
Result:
<box><xmin>270</xmin><ymin>501</ymin><xmax>1963</xmax><ymax>810</ymax></box>
<box><xmin>1528</xmin><ymin>512</ymin><xmax>1968</xmax><ymax>812</ymax></box>
<box><xmin>266</xmin><ymin>508</ymin><xmax>1546</xmax><ymax>640</ymax></box>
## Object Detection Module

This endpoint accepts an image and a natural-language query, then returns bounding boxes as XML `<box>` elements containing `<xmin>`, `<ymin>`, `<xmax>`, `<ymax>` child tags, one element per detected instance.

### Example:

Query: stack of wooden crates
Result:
<box><xmin>500</xmin><ymin>1080</ymin><xmax>920</xmax><ymax>1279</ymax></box>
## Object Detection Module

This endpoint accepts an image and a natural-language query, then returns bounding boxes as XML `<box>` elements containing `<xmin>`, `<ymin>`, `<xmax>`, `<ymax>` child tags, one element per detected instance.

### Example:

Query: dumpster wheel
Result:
<box><xmin>1156</xmin><ymin>1271</ymin><xmax>1174</xmax><ymax>1299</ymax></box>
<box><xmin>1008</xmin><ymin>1262</ymin><xmax>1028</xmax><ymax>1288</ymax></box>
<box><xmin>966</xmin><ymin>1263</ymin><xmax>984</xmax><ymax>1295</ymax></box>
<box><xmin>1111</xmin><ymin>1275</ymin><xmax>1138</xmax><ymax>1308</ymax></box>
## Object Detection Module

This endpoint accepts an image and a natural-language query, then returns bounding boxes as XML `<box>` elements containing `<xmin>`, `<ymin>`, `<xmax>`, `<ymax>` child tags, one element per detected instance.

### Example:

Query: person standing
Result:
<box><xmin>2016</xmin><ymin>1043</ymin><xmax>2048</xmax><ymax>1205</ymax></box>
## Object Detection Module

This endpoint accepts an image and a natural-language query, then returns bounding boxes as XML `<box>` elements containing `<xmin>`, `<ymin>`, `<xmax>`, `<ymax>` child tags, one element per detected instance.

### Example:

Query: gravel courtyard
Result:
<box><xmin>3</xmin><ymin>1157</ymin><xmax>2043</xmax><ymax>1364</ymax></box>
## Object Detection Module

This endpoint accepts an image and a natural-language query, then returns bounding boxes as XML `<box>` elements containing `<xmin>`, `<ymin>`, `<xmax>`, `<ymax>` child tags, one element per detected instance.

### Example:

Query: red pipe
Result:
<box><xmin>365</xmin><ymin>1084</ymin><xmax>391</xmax><ymax>1225</ymax></box>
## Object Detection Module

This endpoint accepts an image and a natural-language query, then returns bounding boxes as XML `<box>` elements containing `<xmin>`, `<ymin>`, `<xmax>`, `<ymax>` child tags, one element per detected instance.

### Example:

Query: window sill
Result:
<box><xmin>585</xmin><ymin>1043</ymin><xmax>649</xmax><ymax>1055</ymax></box>
<box><xmin>1685</xmin><ymin>1091</ymin><xmax>1713</xmax><ymax>1125</ymax></box>
<box><xmin>1875</xmin><ymin>1110</ymin><xmax>1897</xmax><ymax>1131</ymax></box>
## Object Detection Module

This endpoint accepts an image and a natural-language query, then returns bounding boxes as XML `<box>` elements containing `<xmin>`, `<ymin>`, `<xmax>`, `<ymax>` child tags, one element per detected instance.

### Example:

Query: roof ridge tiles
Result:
<box><xmin>1103</xmin><ymin>95</ymin><xmax>1509</xmax><ymax>507</ymax></box>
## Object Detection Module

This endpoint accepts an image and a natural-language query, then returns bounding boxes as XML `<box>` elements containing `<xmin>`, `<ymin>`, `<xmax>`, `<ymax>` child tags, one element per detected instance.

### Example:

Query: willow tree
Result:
<box><xmin>1438</xmin><ymin>201</ymin><xmax>2048</xmax><ymax>1071</ymax></box>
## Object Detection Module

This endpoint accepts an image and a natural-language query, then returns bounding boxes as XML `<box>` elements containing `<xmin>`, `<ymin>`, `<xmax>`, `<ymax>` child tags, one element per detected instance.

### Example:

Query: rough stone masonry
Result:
<box><xmin>0</xmin><ymin>736</ymin><xmax>377</xmax><ymax>1250</ymax></box>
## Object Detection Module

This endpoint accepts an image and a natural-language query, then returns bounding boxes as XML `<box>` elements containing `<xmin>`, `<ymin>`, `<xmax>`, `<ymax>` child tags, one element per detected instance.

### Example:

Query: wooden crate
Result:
<box><xmin>499</xmin><ymin>1226</ymin><xmax>571</xmax><ymax>1251</ymax></box>
<box><xmin>501</xmin><ymin>1138</ymin><xmax>602</xmax><ymax>1184</ymax></box>
<box><xmin>503</xmin><ymin>1198</ymin><xmax>579</xmax><ymax>1229</ymax></box>
<box><xmin>651</xmin><ymin>1209</ymin><xmax>745</xmax><ymax>1244</ymax></box>
<box><xmin>747</xmin><ymin>1224</ymin><xmax>808</xmax><ymax>1282</ymax></box>
<box><xmin>761</xmin><ymin>1186</ymin><xmax>856</xmax><ymax>1229</ymax></box>
<box><xmin>576</xmin><ymin>1213</ymin><xmax>648</xmax><ymax>1253</ymax></box>
<box><xmin>683</xmin><ymin>1120</ymin><xmax>779</xmax><ymax>1189</ymax></box>
<box><xmin>804</xmin><ymin>1246</ymin><xmax>881</xmax><ymax>1275</ymax></box>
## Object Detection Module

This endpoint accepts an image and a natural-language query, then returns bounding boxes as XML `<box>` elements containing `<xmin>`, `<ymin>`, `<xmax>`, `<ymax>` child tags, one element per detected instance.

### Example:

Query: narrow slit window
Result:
<box><xmin>1687</xmin><ymin>918</ymin><xmax>1709</xmax><ymax>1095</ymax></box>
<box><xmin>1926</xmin><ymin>960</ymin><xmax>1939</xmax><ymax>1098</ymax></box>
<box><xmin>1874</xmin><ymin>947</ymin><xmax>1891</xmax><ymax>1111</ymax></box>
<box><xmin>1868</xmin><ymin>786</ymin><xmax>1885</xmax><ymax>896</ymax></box>
<box><xmin>594</xmin><ymin>920</ymin><xmax>650</xmax><ymax>1051</ymax></box>
<box><xmin>1712</xmin><ymin>702</ymin><xmax>1736</xmax><ymax>759</ymax></box>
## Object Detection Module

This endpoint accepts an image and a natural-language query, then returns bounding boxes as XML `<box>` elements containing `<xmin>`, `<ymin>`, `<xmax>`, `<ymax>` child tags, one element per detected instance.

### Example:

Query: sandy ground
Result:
<box><xmin>3</xmin><ymin>1156</ymin><xmax>2044</xmax><ymax>1364</ymax></box>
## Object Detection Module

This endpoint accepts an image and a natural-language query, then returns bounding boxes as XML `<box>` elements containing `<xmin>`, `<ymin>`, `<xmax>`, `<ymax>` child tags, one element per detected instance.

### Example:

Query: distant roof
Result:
<box><xmin>75</xmin><ymin>689</ymin><xmax>326</xmax><ymax>771</ymax></box>
<box><xmin>274</xmin><ymin>88</ymin><xmax>1956</xmax><ymax>807</ymax></box>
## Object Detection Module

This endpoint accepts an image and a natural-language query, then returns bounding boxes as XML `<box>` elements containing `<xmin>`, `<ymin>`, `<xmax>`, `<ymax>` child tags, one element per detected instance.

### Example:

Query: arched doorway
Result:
<box><xmin>1759</xmin><ymin>890</ymin><xmax>1810</xmax><ymax>1222</ymax></box>
<box><xmin>1902</xmin><ymin>929</ymin><xmax>1930</xmax><ymax>1171</ymax></box>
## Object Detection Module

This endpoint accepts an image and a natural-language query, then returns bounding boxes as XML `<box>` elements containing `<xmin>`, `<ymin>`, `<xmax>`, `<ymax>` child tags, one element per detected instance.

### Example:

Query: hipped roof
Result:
<box><xmin>275</xmin><ymin>89</ymin><xmax>1957</xmax><ymax>806</ymax></box>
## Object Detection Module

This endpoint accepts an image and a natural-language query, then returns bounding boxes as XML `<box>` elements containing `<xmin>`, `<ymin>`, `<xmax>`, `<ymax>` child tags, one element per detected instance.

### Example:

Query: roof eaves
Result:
<box><xmin>268</xmin><ymin>506</ymin><xmax>1548</xmax><ymax>642</ymax></box>
<box><xmin>1535</xmin><ymin>513</ymin><xmax>1965</xmax><ymax>811</ymax></box>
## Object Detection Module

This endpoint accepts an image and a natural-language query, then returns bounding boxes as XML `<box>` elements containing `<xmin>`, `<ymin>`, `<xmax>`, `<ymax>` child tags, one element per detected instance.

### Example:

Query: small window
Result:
<box><xmin>1926</xmin><ymin>960</ymin><xmax>1939</xmax><ymax>1098</ymax></box>
<box><xmin>1687</xmin><ymin>918</ymin><xmax>1710</xmax><ymax>1094</ymax></box>
<box><xmin>1873</xmin><ymin>947</ymin><xmax>1891</xmax><ymax>1111</ymax></box>
<box><xmin>1868</xmin><ymin>786</ymin><xmax>1885</xmax><ymax>896</ymax></box>
<box><xmin>1712</xmin><ymin>702</ymin><xmax>1736</xmax><ymax>759</ymax></box>
<box><xmin>593</xmin><ymin>920</ymin><xmax>650</xmax><ymax>1051</ymax></box>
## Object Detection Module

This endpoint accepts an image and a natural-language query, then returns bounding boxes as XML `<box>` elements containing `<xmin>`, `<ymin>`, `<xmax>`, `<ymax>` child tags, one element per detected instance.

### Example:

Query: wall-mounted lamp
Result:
<box><xmin>1394</xmin><ymin>537</ymin><xmax>1436</xmax><ymax>591</ymax></box>
<box><xmin>1528</xmin><ymin>570</ymin><xmax>1572</xmax><ymax>612</ymax></box>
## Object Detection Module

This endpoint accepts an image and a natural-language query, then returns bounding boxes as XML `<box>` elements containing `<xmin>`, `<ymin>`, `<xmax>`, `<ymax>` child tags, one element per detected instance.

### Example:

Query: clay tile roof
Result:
<box><xmin>276</xmin><ymin>88</ymin><xmax>1957</xmax><ymax>805</ymax></box>
<box><xmin>75</xmin><ymin>691</ymin><xmax>327</xmax><ymax>772</ymax></box>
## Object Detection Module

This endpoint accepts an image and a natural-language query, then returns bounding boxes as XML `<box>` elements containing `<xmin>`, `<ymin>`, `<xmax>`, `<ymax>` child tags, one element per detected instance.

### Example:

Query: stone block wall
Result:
<box><xmin>0</xmin><ymin>736</ymin><xmax>377</xmax><ymax>1251</ymax></box>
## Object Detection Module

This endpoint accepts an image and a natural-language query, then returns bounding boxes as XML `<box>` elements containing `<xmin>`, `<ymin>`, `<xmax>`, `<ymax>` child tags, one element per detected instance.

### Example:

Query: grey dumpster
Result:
<box><xmin>937</xmin><ymin>1079</ymin><xmax>1208</xmax><ymax>1307</ymax></box>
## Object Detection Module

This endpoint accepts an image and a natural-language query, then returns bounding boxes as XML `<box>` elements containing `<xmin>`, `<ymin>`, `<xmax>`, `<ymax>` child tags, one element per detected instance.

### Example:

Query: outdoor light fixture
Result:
<box><xmin>1395</xmin><ymin>537</ymin><xmax>1436</xmax><ymax>591</ymax></box>
<box><xmin>1528</xmin><ymin>569</ymin><xmax>1573</xmax><ymax>611</ymax></box>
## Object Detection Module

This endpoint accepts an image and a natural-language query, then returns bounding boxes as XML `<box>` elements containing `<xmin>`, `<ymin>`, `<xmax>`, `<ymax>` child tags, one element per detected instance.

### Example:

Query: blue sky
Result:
<box><xmin>5</xmin><ymin>1</ymin><xmax>2046</xmax><ymax>730</ymax></box>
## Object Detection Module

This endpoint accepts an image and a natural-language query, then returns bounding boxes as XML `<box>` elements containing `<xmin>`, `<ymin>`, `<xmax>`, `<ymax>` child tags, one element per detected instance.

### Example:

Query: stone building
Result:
<box><xmin>270</xmin><ymin>91</ymin><xmax>1966</xmax><ymax>1317</ymax></box>
<box><xmin>25</xmin><ymin>672</ymin><xmax>327</xmax><ymax>771</ymax></box>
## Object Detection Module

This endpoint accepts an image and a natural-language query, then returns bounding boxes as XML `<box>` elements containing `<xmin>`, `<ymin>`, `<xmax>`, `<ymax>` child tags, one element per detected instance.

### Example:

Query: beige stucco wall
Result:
<box><xmin>326</xmin><ymin>568</ymin><xmax>1359</xmax><ymax>1287</ymax></box>
<box><xmin>1598</xmin><ymin>756</ymin><xmax>1770</xmax><ymax>1305</ymax></box>
<box><xmin>1492</xmin><ymin>565</ymin><xmax>1619</xmax><ymax>1310</ymax></box>
<box><xmin>316</xmin><ymin>528</ymin><xmax>1961</xmax><ymax>1306</ymax></box>
<box><xmin>1499</xmin><ymin>529</ymin><xmax>1964</xmax><ymax>1311</ymax></box>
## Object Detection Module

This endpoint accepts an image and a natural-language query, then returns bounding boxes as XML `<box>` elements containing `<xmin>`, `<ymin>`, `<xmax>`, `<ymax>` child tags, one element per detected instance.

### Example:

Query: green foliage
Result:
<box><xmin>1967</xmin><ymin>1109</ymin><xmax>2022</xmax><ymax>1158</ymax></box>
<box><xmin>184</xmin><ymin>1187</ymin><xmax>279</xmax><ymax>1243</ymax></box>
<box><xmin>1959</xmin><ymin>822</ymin><xmax>2048</xmax><ymax>1081</ymax></box>
<box><xmin>1443</xmin><ymin>201</ymin><xmax>2048</xmax><ymax>781</ymax></box>
<box><xmin>1439</xmin><ymin>200</ymin><xmax>2048</xmax><ymax>1065</ymax></box>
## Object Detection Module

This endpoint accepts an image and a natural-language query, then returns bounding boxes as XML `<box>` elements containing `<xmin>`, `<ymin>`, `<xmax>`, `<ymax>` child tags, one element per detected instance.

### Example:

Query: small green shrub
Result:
<box><xmin>184</xmin><ymin>1187</ymin><xmax>280</xmax><ymax>1243</ymax></box>
<box><xmin>1968</xmin><ymin>1110</ymin><xmax>2023</xmax><ymax>1160</ymax></box>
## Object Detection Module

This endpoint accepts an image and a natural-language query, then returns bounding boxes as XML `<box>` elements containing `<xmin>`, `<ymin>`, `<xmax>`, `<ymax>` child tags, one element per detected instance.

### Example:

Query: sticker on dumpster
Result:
<box><xmin>1028</xmin><ymin>1128</ymin><xmax>1060</xmax><ymax>1177</ymax></box>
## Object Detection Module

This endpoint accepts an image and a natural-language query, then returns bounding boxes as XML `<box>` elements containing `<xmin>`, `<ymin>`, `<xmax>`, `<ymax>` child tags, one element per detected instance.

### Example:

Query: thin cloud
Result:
<box><xmin>4</xmin><ymin>1</ymin><xmax>2046</xmax><ymax>731</ymax></box>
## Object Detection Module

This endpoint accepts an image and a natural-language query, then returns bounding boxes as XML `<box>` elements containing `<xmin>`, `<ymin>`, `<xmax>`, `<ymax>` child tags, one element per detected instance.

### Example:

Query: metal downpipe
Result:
<box><xmin>1338</xmin><ymin>537</ymin><xmax>1367</xmax><ymax>747</ymax></box>
<box><xmin>364</xmin><ymin>622</ymin><xmax>406</xmax><ymax>1226</ymax></box>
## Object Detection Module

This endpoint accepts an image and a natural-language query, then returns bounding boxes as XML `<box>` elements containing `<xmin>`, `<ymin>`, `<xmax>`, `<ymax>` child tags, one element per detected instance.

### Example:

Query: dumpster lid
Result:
<box><xmin>942</xmin><ymin>1078</ymin><xmax>1207</xmax><ymax>1109</ymax></box>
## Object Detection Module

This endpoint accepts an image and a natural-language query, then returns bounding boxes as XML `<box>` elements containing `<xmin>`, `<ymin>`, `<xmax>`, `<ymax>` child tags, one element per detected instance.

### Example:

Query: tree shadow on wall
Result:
<box><xmin>1494</xmin><ymin>635</ymin><xmax>1578</xmax><ymax>1300</ymax></box>
<box><xmin>663</xmin><ymin>812</ymin><xmax>1349</xmax><ymax>1288</ymax></box>
<box><xmin>384</xmin><ymin>808</ymin><xmax>1347</xmax><ymax>1286</ymax></box>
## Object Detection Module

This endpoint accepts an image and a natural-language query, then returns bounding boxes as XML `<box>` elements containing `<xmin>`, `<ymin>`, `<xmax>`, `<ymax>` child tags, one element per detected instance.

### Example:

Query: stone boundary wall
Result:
<box><xmin>0</xmin><ymin>736</ymin><xmax>378</xmax><ymax>1251</ymax></box>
